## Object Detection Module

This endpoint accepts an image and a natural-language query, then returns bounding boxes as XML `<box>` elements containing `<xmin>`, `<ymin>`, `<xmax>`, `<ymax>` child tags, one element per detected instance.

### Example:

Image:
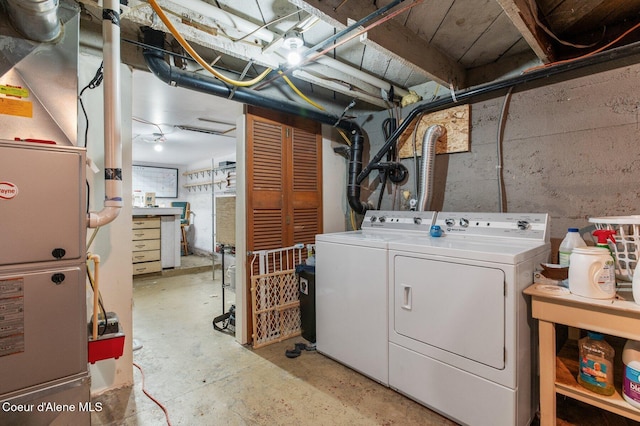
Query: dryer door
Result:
<box><xmin>393</xmin><ymin>255</ymin><xmax>505</xmax><ymax>369</ymax></box>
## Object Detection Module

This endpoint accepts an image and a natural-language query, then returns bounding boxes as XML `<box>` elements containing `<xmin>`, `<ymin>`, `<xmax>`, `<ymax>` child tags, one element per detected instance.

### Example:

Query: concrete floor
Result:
<box><xmin>90</xmin><ymin>256</ymin><xmax>638</xmax><ymax>426</ymax></box>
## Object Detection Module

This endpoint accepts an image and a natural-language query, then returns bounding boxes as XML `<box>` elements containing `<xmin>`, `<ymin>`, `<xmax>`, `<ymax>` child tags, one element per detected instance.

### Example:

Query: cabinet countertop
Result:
<box><xmin>132</xmin><ymin>207</ymin><xmax>183</xmax><ymax>216</ymax></box>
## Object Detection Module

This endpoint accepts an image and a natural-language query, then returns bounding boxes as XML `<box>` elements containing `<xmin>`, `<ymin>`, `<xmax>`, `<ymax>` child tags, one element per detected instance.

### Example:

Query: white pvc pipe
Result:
<box><xmin>88</xmin><ymin>0</ymin><xmax>122</xmax><ymax>228</ymax></box>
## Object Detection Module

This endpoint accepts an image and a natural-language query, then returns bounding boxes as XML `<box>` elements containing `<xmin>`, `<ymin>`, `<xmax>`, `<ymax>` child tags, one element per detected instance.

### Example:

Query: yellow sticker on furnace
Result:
<box><xmin>0</xmin><ymin>98</ymin><xmax>33</xmax><ymax>118</ymax></box>
<box><xmin>0</xmin><ymin>85</ymin><xmax>29</xmax><ymax>98</ymax></box>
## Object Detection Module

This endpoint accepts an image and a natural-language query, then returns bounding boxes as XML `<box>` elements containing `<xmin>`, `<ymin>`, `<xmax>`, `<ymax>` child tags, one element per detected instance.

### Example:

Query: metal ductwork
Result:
<box><xmin>142</xmin><ymin>28</ymin><xmax>370</xmax><ymax>215</ymax></box>
<box><xmin>4</xmin><ymin>0</ymin><xmax>61</xmax><ymax>42</ymax></box>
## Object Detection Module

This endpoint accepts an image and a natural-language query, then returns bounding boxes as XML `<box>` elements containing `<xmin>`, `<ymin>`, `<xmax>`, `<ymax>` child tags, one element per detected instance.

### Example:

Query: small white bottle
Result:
<box><xmin>559</xmin><ymin>228</ymin><xmax>587</xmax><ymax>266</ymax></box>
<box><xmin>622</xmin><ymin>339</ymin><xmax>640</xmax><ymax>409</ymax></box>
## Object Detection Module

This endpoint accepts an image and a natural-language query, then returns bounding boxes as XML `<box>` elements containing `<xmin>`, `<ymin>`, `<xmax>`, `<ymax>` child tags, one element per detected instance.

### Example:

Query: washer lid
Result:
<box><xmin>316</xmin><ymin>230</ymin><xmax>394</xmax><ymax>249</ymax></box>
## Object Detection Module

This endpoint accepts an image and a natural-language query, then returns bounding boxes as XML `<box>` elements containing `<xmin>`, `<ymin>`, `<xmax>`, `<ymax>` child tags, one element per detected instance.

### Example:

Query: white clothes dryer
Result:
<box><xmin>387</xmin><ymin>212</ymin><xmax>550</xmax><ymax>426</ymax></box>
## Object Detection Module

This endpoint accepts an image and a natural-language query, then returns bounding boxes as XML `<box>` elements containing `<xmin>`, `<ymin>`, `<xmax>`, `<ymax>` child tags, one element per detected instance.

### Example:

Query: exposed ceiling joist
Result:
<box><xmin>289</xmin><ymin>0</ymin><xmax>466</xmax><ymax>88</ymax></box>
<box><xmin>496</xmin><ymin>0</ymin><xmax>556</xmax><ymax>63</ymax></box>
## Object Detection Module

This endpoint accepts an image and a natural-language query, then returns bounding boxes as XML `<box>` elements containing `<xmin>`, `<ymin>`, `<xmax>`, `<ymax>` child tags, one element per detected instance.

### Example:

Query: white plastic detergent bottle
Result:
<box><xmin>623</xmin><ymin>339</ymin><xmax>640</xmax><ymax>409</ymax></box>
<box><xmin>559</xmin><ymin>228</ymin><xmax>587</xmax><ymax>266</ymax></box>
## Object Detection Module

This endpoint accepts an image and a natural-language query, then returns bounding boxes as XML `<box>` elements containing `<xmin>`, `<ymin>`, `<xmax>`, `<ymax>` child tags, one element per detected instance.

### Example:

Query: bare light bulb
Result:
<box><xmin>154</xmin><ymin>144</ymin><xmax>163</xmax><ymax>152</ymax></box>
<box><xmin>287</xmin><ymin>51</ymin><xmax>302</xmax><ymax>66</ymax></box>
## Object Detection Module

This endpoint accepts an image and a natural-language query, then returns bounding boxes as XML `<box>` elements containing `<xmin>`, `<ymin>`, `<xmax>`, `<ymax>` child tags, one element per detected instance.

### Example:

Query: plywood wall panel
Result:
<box><xmin>397</xmin><ymin>104</ymin><xmax>470</xmax><ymax>158</ymax></box>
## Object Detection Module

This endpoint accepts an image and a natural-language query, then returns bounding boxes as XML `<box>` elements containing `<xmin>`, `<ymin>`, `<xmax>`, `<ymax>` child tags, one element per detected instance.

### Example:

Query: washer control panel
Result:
<box><xmin>362</xmin><ymin>210</ymin><xmax>436</xmax><ymax>233</ymax></box>
<box><xmin>434</xmin><ymin>212</ymin><xmax>549</xmax><ymax>240</ymax></box>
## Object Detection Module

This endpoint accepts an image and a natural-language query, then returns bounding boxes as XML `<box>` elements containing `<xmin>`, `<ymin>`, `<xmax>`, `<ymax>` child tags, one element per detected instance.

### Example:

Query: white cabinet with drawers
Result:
<box><xmin>132</xmin><ymin>217</ymin><xmax>162</xmax><ymax>275</ymax></box>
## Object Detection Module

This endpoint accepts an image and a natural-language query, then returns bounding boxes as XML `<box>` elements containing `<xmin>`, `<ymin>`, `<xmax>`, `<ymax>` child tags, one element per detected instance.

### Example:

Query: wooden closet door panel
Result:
<box><xmin>290</xmin><ymin>126</ymin><xmax>322</xmax><ymax>241</ymax></box>
<box><xmin>246</xmin><ymin>115</ymin><xmax>286</xmax><ymax>253</ymax></box>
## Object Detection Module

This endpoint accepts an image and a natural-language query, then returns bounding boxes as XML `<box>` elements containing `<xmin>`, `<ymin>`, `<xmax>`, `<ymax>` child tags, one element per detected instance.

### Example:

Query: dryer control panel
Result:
<box><xmin>434</xmin><ymin>212</ymin><xmax>549</xmax><ymax>241</ymax></box>
<box><xmin>362</xmin><ymin>210</ymin><xmax>436</xmax><ymax>233</ymax></box>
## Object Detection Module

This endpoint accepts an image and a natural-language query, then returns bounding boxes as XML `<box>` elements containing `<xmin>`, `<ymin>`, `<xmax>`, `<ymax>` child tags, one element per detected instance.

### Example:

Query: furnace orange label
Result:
<box><xmin>0</xmin><ymin>182</ymin><xmax>18</xmax><ymax>200</ymax></box>
<box><xmin>0</xmin><ymin>98</ymin><xmax>32</xmax><ymax>117</ymax></box>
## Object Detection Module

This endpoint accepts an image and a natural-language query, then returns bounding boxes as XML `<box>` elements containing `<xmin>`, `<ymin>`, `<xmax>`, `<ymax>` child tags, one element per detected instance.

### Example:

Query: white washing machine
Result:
<box><xmin>315</xmin><ymin>210</ymin><xmax>436</xmax><ymax>385</ymax></box>
<box><xmin>387</xmin><ymin>212</ymin><xmax>550</xmax><ymax>426</ymax></box>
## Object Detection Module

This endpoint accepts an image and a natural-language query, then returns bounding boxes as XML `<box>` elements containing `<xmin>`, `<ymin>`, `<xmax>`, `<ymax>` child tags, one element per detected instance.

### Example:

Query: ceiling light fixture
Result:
<box><xmin>283</xmin><ymin>30</ymin><xmax>304</xmax><ymax>66</ymax></box>
<box><xmin>283</xmin><ymin>30</ymin><xmax>303</xmax><ymax>50</ymax></box>
<box><xmin>153</xmin><ymin>143</ymin><xmax>163</xmax><ymax>152</ymax></box>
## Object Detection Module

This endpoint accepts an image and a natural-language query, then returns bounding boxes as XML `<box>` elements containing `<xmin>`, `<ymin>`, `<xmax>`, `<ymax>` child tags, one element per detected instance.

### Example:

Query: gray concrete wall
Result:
<box><xmin>358</xmin><ymin>62</ymin><xmax>640</xmax><ymax>251</ymax></box>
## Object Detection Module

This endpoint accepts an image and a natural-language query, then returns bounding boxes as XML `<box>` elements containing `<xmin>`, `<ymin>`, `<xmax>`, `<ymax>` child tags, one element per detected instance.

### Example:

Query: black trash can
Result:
<box><xmin>296</xmin><ymin>264</ymin><xmax>316</xmax><ymax>344</ymax></box>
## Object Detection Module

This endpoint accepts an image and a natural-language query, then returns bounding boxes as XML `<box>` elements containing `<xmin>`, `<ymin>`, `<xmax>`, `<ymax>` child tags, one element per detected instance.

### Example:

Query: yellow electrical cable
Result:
<box><xmin>350</xmin><ymin>209</ymin><xmax>357</xmax><ymax>231</ymax></box>
<box><xmin>338</xmin><ymin>129</ymin><xmax>351</xmax><ymax>145</ymax></box>
<box><xmin>278</xmin><ymin>71</ymin><xmax>325</xmax><ymax>111</ymax></box>
<box><xmin>148</xmin><ymin>0</ymin><xmax>272</xmax><ymax>87</ymax></box>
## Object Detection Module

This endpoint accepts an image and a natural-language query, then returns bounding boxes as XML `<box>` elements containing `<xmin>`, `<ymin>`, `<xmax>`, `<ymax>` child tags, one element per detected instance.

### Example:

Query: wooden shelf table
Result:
<box><xmin>524</xmin><ymin>284</ymin><xmax>640</xmax><ymax>425</ymax></box>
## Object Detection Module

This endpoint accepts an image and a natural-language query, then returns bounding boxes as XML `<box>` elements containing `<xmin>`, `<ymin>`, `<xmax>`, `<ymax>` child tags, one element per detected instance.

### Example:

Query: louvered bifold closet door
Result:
<box><xmin>290</xmin><ymin>124</ymin><xmax>323</xmax><ymax>244</ymax></box>
<box><xmin>245</xmin><ymin>108</ymin><xmax>323</xmax><ymax>342</ymax></box>
<box><xmin>246</xmin><ymin>116</ymin><xmax>287</xmax><ymax>260</ymax></box>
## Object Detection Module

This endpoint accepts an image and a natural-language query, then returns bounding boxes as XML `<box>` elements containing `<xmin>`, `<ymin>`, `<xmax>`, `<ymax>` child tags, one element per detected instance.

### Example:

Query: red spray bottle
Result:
<box><xmin>593</xmin><ymin>229</ymin><xmax>616</xmax><ymax>258</ymax></box>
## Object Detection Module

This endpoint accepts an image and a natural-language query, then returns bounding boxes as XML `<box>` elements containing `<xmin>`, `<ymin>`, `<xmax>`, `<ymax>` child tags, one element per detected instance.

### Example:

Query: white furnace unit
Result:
<box><xmin>0</xmin><ymin>140</ymin><xmax>89</xmax><ymax>424</ymax></box>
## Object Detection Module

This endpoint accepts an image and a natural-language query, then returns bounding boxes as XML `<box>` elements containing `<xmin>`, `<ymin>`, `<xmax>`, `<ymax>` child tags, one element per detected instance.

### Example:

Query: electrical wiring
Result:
<box><xmin>524</xmin><ymin>21</ymin><xmax>640</xmax><ymax>74</ymax></box>
<box><xmin>148</xmin><ymin>0</ymin><xmax>272</xmax><ymax>87</ymax></box>
<box><xmin>133</xmin><ymin>362</ymin><xmax>172</xmax><ymax>426</ymax></box>
<box><xmin>254</xmin><ymin>0</ymin><xmax>423</xmax><ymax>91</ymax></box>
<box><xmin>78</xmin><ymin>61</ymin><xmax>104</xmax><ymax>148</ymax></box>
<box><xmin>349</xmin><ymin>209</ymin><xmax>358</xmax><ymax>231</ymax></box>
<box><xmin>338</xmin><ymin>129</ymin><xmax>351</xmax><ymax>145</ymax></box>
<box><xmin>132</xmin><ymin>117</ymin><xmax>165</xmax><ymax>135</ymax></box>
<box><xmin>278</xmin><ymin>71</ymin><xmax>325</xmax><ymax>110</ymax></box>
<box><xmin>496</xmin><ymin>88</ymin><xmax>513</xmax><ymax>213</ymax></box>
<box><xmin>527</xmin><ymin>0</ymin><xmax>599</xmax><ymax>49</ymax></box>
<box><xmin>226</xmin><ymin>9</ymin><xmax>302</xmax><ymax>43</ymax></box>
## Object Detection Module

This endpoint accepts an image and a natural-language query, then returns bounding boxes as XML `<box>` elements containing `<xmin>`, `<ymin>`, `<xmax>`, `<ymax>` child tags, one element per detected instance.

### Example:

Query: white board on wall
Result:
<box><xmin>132</xmin><ymin>165</ymin><xmax>178</xmax><ymax>198</ymax></box>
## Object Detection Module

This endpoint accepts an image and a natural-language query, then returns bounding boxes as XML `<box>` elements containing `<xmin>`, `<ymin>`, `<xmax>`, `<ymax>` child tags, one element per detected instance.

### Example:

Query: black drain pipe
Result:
<box><xmin>142</xmin><ymin>28</ymin><xmax>370</xmax><ymax>214</ymax></box>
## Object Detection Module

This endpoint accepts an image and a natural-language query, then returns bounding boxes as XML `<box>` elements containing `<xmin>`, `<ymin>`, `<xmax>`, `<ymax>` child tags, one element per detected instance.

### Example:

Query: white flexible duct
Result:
<box><xmin>4</xmin><ymin>0</ymin><xmax>61</xmax><ymax>42</ymax></box>
<box><xmin>417</xmin><ymin>124</ymin><xmax>445</xmax><ymax>212</ymax></box>
<box><xmin>88</xmin><ymin>0</ymin><xmax>122</xmax><ymax>228</ymax></box>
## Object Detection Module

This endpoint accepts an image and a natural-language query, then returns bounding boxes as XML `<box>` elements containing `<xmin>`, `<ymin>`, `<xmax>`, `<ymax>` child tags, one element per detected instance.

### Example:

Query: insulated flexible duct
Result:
<box><xmin>417</xmin><ymin>125</ymin><xmax>444</xmax><ymax>212</ymax></box>
<box><xmin>142</xmin><ymin>30</ymin><xmax>370</xmax><ymax>214</ymax></box>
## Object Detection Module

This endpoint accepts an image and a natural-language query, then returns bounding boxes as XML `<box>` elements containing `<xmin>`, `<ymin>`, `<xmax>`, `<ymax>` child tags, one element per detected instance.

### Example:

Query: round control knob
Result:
<box><xmin>517</xmin><ymin>220</ymin><xmax>529</xmax><ymax>230</ymax></box>
<box><xmin>379</xmin><ymin>216</ymin><xmax>386</xmax><ymax>223</ymax></box>
<box><xmin>370</xmin><ymin>216</ymin><xmax>377</xmax><ymax>223</ymax></box>
<box><xmin>445</xmin><ymin>218</ymin><xmax>455</xmax><ymax>226</ymax></box>
<box><xmin>459</xmin><ymin>218</ymin><xmax>469</xmax><ymax>227</ymax></box>
<box><xmin>413</xmin><ymin>217</ymin><xmax>422</xmax><ymax>225</ymax></box>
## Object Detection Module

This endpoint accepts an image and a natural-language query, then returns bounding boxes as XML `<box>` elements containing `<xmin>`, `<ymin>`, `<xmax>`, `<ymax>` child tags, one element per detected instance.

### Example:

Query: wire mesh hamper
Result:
<box><xmin>250</xmin><ymin>245</ymin><xmax>304</xmax><ymax>348</ymax></box>
<box><xmin>589</xmin><ymin>215</ymin><xmax>640</xmax><ymax>282</ymax></box>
